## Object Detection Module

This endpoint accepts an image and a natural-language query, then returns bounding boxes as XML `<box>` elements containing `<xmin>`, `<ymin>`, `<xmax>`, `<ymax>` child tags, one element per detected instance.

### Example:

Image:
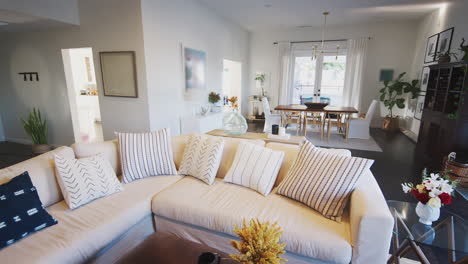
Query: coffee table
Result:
<box><xmin>117</xmin><ymin>232</ymin><xmax>238</xmax><ymax>264</ymax></box>
<box><xmin>387</xmin><ymin>200</ymin><xmax>468</xmax><ymax>264</ymax></box>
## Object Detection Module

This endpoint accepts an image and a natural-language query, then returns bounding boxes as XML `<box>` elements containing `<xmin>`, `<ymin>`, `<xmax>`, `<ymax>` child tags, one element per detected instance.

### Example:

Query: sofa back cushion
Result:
<box><xmin>72</xmin><ymin>140</ymin><xmax>121</xmax><ymax>176</ymax></box>
<box><xmin>0</xmin><ymin>146</ymin><xmax>75</xmax><ymax>207</ymax></box>
<box><xmin>265</xmin><ymin>142</ymin><xmax>352</xmax><ymax>187</ymax></box>
<box><xmin>171</xmin><ymin>135</ymin><xmax>191</xmax><ymax>170</ymax></box>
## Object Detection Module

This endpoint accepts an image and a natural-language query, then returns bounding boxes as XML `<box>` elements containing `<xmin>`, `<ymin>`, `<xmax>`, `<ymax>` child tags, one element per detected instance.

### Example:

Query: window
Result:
<box><xmin>290</xmin><ymin>48</ymin><xmax>347</xmax><ymax>105</ymax></box>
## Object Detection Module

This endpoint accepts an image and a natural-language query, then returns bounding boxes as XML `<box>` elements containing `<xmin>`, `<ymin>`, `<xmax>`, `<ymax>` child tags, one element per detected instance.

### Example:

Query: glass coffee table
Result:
<box><xmin>387</xmin><ymin>200</ymin><xmax>468</xmax><ymax>264</ymax></box>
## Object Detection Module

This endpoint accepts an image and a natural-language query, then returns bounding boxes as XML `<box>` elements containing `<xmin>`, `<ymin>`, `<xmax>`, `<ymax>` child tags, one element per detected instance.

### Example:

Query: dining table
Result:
<box><xmin>273</xmin><ymin>104</ymin><xmax>359</xmax><ymax>139</ymax></box>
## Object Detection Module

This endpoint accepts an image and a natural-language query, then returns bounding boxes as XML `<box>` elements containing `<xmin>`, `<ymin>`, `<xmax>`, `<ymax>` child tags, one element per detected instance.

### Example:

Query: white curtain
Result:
<box><xmin>276</xmin><ymin>42</ymin><xmax>291</xmax><ymax>106</ymax></box>
<box><xmin>343</xmin><ymin>38</ymin><xmax>369</xmax><ymax>112</ymax></box>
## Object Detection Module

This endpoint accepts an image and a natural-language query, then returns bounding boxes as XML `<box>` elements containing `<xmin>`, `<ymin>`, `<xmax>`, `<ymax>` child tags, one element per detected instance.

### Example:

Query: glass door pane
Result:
<box><xmin>320</xmin><ymin>55</ymin><xmax>346</xmax><ymax>106</ymax></box>
<box><xmin>292</xmin><ymin>56</ymin><xmax>316</xmax><ymax>104</ymax></box>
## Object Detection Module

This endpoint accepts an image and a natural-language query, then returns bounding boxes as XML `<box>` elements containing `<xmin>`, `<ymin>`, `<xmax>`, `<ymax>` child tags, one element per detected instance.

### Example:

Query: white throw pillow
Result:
<box><xmin>224</xmin><ymin>141</ymin><xmax>284</xmax><ymax>196</ymax></box>
<box><xmin>276</xmin><ymin>141</ymin><xmax>374</xmax><ymax>222</ymax></box>
<box><xmin>54</xmin><ymin>154</ymin><xmax>123</xmax><ymax>209</ymax></box>
<box><xmin>116</xmin><ymin>128</ymin><xmax>178</xmax><ymax>183</ymax></box>
<box><xmin>178</xmin><ymin>135</ymin><xmax>224</xmax><ymax>185</ymax></box>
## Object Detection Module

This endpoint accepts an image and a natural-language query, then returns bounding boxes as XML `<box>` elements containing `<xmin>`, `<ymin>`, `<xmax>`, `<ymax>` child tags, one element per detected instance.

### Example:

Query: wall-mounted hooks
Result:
<box><xmin>18</xmin><ymin>72</ymin><xmax>39</xmax><ymax>81</ymax></box>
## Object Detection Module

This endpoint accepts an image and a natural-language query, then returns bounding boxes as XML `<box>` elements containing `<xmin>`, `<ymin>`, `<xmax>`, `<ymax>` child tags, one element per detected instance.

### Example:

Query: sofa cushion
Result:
<box><xmin>265</xmin><ymin>142</ymin><xmax>352</xmax><ymax>187</ymax></box>
<box><xmin>54</xmin><ymin>154</ymin><xmax>123</xmax><ymax>209</ymax></box>
<box><xmin>0</xmin><ymin>175</ymin><xmax>183</xmax><ymax>264</ymax></box>
<box><xmin>152</xmin><ymin>177</ymin><xmax>352</xmax><ymax>264</ymax></box>
<box><xmin>0</xmin><ymin>146</ymin><xmax>75</xmax><ymax>207</ymax></box>
<box><xmin>72</xmin><ymin>140</ymin><xmax>122</xmax><ymax>176</ymax></box>
<box><xmin>0</xmin><ymin>172</ymin><xmax>58</xmax><ymax>249</ymax></box>
<box><xmin>216</xmin><ymin>138</ymin><xmax>265</xmax><ymax>179</ymax></box>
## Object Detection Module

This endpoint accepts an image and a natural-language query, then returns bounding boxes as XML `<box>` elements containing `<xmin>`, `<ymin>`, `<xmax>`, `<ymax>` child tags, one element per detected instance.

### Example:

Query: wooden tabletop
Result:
<box><xmin>206</xmin><ymin>129</ymin><xmax>306</xmax><ymax>145</ymax></box>
<box><xmin>274</xmin><ymin>104</ymin><xmax>358</xmax><ymax>113</ymax></box>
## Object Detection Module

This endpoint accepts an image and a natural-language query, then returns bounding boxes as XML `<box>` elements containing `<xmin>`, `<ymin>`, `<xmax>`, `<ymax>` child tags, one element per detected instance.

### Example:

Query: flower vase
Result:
<box><xmin>223</xmin><ymin>109</ymin><xmax>247</xmax><ymax>135</ymax></box>
<box><xmin>415</xmin><ymin>202</ymin><xmax>440</xmax><ymax>225</ymax></box>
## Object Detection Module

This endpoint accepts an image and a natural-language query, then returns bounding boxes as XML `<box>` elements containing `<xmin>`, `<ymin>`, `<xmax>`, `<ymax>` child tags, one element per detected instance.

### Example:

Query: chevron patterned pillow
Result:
<box><xmin>116</xmin><ymin>128</ymin><xmax>178</xmax><ymax>183</ymax></box>
<box><xmin>54</xmin><ymin>154</ymin><xmax>123</xmax><ymax>209</ymax></box>
<box><xmin>178</xmin><ymin>135</ymin><xmax>224</xmax><ymax>185</ymax></box>
<box><xmin>276</xmin><ymin>141</ymin><xmax>374</xmax><ymax>222</ymax></box>
<box><xmin>224</xmin><ymin>141</ymin><xmax>284</xmax><ymax>196</ymax></box>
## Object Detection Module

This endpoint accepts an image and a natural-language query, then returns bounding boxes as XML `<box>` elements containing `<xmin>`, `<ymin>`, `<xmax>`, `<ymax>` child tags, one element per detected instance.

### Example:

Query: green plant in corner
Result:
<box><xmin>21</xmin><ymin>108</ymin><xmax>48</xmax><ymax>144</ymax></box>
<box><xmin>379</xmin><ymin>72</ymin><xmax>420</xmax><ymax>131</ymax></box>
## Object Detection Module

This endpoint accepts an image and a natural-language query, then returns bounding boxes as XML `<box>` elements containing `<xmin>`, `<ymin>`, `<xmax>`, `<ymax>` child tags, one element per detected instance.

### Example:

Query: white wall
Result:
<box><xmin>0</xmin><ymin>0</ymin><xmax>150</xmax><ymax>145</ymax></box>
<box><xmin>0</xmin><ymin>0</ymin><xmax>80</xmax><ymax>25</ymax></box>
<box><xmin>0</xmin><ymin>113</ymin><xmax>5</xmax><ymax>141</ymax></box>
<box><xmin>404</xmin><ymin>1</ymin><xmax>468</xmax><ymax>136</ymax></box>
<box><xmin>249</xmin><ymin>22</ymin><xmax>418</xmax><ymax>126</ymax></box>
<box><xmin>141</xmin><ymin>0</ymin><xmax>250</xmax><ymax>134</ymax></box>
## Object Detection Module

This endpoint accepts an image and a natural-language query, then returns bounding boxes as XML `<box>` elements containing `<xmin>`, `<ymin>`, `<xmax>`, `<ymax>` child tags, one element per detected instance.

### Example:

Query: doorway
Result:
<box><xmin>222</xmin><ymin>59</ymin><xmax>242</xmax><ymax>110</ymax></box>
<box><xmin>62</xmin><ymin>48</ymin><xmax>103</xmax><ymax>143</ymax></box>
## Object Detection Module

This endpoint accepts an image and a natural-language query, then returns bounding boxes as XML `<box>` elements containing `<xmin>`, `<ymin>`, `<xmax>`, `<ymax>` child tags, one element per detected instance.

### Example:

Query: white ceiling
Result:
<box><xmin>198</xmin><ymin>0</ymin><xmax>453</xmax><ymax>31</ymax></box>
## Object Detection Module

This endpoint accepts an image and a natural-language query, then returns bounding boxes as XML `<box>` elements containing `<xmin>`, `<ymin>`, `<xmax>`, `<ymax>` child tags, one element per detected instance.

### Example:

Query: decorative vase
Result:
<box><xmin>32</xmin><ymin>144</ymin><xmax>51</xmax><ymax>154</ymax></box>
<box><xmin>415</xmin><ymin>202</ymin><xmax>440</xmax><ymax>225</ymax></box>
<box><xmin>438</xmin><ymin>55</ymin><xmax>451</xmax><ymax>64</ymax></box>
<box><xmin>223</xmin><ymin>109</ymin><xmax>247</xmax><ymax>135</ymax></box>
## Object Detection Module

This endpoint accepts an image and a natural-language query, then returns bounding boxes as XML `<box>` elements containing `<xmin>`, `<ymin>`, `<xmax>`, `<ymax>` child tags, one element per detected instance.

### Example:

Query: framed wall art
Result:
<box><xmin>414</xmin><ymin>95</ymin><xmax>426</xmax><ymax>120</ymax></box>
<box><xmin>99</xmin><ymin>51</ymin><xmax>138</xmax><ymax>98</ymax></box>
<box><xmin>437</xmin><ymin>27</ymin><xmax>454</xmax><ymax>54</ymax></box>
<box><xmin>424</xmin><ymin>33</ymin><xmax>439</xmax><ymax>64</ymax></box>
<box><xmin>420</xmin><ymin>66</ymin><xmax>430</xmax><ymax>93</ymax></box>
<box><xmin>182</xmin><ymin>46</ymin><xmax>206</xmax><ymax>93</ymax></box>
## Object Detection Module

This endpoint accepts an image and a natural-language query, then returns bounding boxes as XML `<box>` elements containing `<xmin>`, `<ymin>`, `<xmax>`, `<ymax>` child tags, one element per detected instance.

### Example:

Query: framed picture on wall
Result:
<box><xmin>420</xmin><ymin>66</ymin><xmax>430</xmax><ymax>93</ymax></box>
<box><xmin>182</xmin><ymin>45</ymin><xmax>206</xmax><ymax>93</ymax></box>
<box><xmin>424</xmin><ymin>33</ymin><xmax>439</xmax><ymax>64</ymax></box>
<box><xmin>414</xmin><ymin>95</ymin><xmax>426</xmax><ymax>120</ymax></box>
<box><xmin>99</xmin><ymin>51</ymin><xmax>138</xmax><ymax>98</ymax></box>
<box><xmin>437</xmin><ymin>27</ymin><xmax>454</xmax><ymax>54</ymax></box>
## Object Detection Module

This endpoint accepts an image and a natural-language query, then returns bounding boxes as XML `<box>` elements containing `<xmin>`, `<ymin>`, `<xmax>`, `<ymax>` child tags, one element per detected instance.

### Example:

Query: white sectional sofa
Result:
<box><xmin>0</xmin><ymin>135</ymin><xmax>393</xmax><ymax>264</ymax></box>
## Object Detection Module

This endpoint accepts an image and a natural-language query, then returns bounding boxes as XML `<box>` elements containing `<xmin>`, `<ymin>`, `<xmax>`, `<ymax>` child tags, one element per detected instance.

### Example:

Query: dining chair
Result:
<box><xmin>326</xmin><ymin>112</ymin><xmax>351</xmax><ymax>142</ymax></box>
<box><xmin>348</xmin><ymin>100</ymin><xmax>378</xmax><ymax>139</ymax></box>
<box><xmin>304</xmin><ymin>111</ymin><xmax>325</xmax><ymax>139</ymax></box>
<box><xmin>261</xmin><ymin>97</ymin><xmax>281</xmax><ymax>133</ymax></box>
<box><xmin>283</xmin><ymin>110</ymin><xmax>302</xmax><ymax>134</ymax></box>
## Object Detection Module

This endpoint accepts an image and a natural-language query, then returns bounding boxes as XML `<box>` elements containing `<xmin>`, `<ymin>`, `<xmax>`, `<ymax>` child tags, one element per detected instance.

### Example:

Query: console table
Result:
<box><xmin>206</xmin><ymin>129</ymin><xmax>306</xmax><ymax>145</ymax></box>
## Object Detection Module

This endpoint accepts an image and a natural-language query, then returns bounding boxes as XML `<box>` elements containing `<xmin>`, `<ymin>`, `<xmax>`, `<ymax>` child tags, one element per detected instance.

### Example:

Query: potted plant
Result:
<box><xmin>255</xmin><ymin>73</ymin><xmax>267</xmax><ymax>97</ymax></box>
<box><xmin>437</xmin><ymin>51</ymin><xmax>458</xmax><ymax>64</ymax></box>
<box><xmin>21</xmin><ymin>108</ymin><xmax>51</xmax><ymax>154</ymax></box>
<box><xmin>379</xmin><ymin>72</ymin><xmax>420</xmax><ymax>131</ymax></box>
<box><xmin>208</xmin><ymin>91</ymin><xmax>222</xmax><ymax>112</ymax></box>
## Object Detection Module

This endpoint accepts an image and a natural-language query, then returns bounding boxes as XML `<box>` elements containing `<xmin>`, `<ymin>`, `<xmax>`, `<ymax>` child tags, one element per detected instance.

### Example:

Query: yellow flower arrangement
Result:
<box><xmin>230</xmin><ymin>218</ymin><xmax>287</xmax><ymax>264</ymax></box>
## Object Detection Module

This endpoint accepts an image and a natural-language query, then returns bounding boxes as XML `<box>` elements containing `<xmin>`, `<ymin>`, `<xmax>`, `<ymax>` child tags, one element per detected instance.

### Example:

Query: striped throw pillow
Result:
<box><xmin>178</xmin><ymin>135</ymin><xmax>224</xmax><ymax>185</ymax></box>
<box><xmin>116</xmin><ymin>128</ymin><xmax>178</xmax><ymax>183</ymax></box>
<box><xmin>224</xmin><ymin>141</ymin><xmax>284</xmax><ymax>196</ymax></box>
<box><xmin>276</xmin><ymin>141</ymin><xmax>373</xmax><ymax>222</ymax></box>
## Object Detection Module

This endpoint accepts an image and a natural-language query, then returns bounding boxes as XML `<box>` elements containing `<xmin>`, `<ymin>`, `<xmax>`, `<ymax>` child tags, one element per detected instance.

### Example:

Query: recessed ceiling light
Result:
<box><xmin>264</xmin><ymin>4</ymin><xmax>272</xmax><ymax>8</ymax></box>
<box><xmin>0</xmin><ymin>21</ymin><xmax>9</xmax><ymax>26</ymax></box>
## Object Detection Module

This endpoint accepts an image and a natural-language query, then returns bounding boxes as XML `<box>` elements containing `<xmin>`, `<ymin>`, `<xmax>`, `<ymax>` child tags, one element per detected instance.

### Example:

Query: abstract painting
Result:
<box><xmin>183</xmin><ymin>47</ymin><xmax>206</xmax><ymax>91</ymax></box>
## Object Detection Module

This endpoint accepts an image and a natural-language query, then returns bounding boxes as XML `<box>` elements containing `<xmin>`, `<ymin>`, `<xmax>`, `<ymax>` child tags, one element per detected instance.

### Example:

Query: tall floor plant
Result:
<box><xmin>21</xmin><ymin>108</ymin><xmax>50</xmax><ymax>153</ymax></box>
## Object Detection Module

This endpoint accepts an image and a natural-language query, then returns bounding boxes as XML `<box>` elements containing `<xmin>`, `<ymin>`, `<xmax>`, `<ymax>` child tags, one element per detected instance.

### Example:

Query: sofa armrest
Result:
<box><xmin>349</xmin><ymin>170</ymin><xmax>393</xmax><ymax>264</ymax></box>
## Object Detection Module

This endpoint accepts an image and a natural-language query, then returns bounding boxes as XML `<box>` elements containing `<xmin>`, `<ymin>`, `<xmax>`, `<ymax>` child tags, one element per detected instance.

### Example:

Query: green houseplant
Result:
<box><xmin>208</xmin><ymin>91</ymin><xmax>222</xmax><ymax>112</ymax></box>
<box><xmin>255</xmin><ymin>73</ymin><xmax>267</xmax><ymax>97</ymax></box>
<box><xmin>21</xmin><ymin>108</ymin><xmax>51</xmax><ymax>154</ymax></box>
<box><xmin>379</xmin><ymin>72</ymin><xmax>420</xmax><ymax>131</ymax></box>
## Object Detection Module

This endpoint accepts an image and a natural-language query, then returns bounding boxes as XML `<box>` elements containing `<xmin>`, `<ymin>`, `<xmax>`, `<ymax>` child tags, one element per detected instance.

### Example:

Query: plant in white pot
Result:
<box><xmin>255</xmin><ymin>73</ymin><xmax>267</xmax><ymax>97</ymax></box>
<box><xmin>379</xmin><ymin>72</ymin><xmax>420</xmax><ymax>131</ymax></box>
<box><xmin>208</xmin><ymin>91</ymin><xmax>222</xmax><ymax>112</ymax></box>
<box><xmin>402</xmin><ymin>169</ymin><xmax>456</xmax><ymax>225</ymax></box>
<box><xmin>21</xmin><ymin>108</ymin><xmax>51</xmax><ymax>154</ymax></box>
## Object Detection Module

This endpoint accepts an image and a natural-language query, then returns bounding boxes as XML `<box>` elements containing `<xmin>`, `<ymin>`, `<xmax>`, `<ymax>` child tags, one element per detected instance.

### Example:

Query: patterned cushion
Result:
<box><xmin>178</xmin><ymin>135</ymin><xmax>224</xmax><ymax>185</ymax></box>
<box><xmin>276</xmin><ymin>141</ymin><xmax>374</xmax><ymax>221</ymax></box>
<box><xmin>0</xmin><ymin>172</ymin><xmax>57</xmax><ymax>249</ymax></box>
<box><xmin>54</xmin><ymin>154</ymin><xmax>123</xmax><ymax>209</ymax></box>
<box><xmin>224</xmin><ymin>141</ymin><xmax>284</xmax><ymax>196</ymax></box>
<box><xmin>116</xmin><ymin>128</ymin><xmax>178</xmax><ymax>183</ymax></box>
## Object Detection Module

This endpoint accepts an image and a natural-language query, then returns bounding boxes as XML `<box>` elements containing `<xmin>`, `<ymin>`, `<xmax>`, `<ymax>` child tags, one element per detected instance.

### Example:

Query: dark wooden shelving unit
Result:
<box><xmin>417</xmin><ymin>62</ymin><xmax>468</xmax><ymax>168</ymax></box>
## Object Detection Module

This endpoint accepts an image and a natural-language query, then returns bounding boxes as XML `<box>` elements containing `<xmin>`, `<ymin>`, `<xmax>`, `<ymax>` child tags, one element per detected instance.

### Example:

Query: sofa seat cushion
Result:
<box><xmin>152</xmin><ymin>177</ymin><xmax>352</xmax><ymax>264</ymax></box>
<box><xmin>0</xmin><ymin>175</ymin><xmax>183</xmax><ymax>264</ymax></box>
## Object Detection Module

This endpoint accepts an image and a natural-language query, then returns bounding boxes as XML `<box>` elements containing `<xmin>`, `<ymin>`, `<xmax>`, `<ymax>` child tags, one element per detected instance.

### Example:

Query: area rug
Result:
<box><xmin>288</xmin><ymin>131</ymin><xmax>383</xmax><ymax>152</ymax></box>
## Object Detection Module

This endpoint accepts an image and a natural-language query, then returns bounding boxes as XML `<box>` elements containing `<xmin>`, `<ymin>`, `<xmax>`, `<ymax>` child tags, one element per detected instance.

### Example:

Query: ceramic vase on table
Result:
<box><xmin>415</xmin><ymin>202</ymin><xmax>440</xmax><ymax>225</ymax></box>
<box><xmin>223</xmin><ymin>108</ymin><xmax>247</xmax><ymax>135</ymax></box>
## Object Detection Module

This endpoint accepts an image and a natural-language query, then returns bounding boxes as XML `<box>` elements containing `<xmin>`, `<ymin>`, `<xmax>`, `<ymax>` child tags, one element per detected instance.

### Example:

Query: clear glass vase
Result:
<box><xmin>223</xmin><ymin>108</ymin><xmax>247</xmax><ymax>135</ymax></box>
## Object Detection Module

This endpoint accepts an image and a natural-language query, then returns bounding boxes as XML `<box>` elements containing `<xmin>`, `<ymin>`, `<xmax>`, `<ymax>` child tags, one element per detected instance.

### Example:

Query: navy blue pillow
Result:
<box><xmin>0</xmin><ymin>171</ymin><xmax>58</xmax><ymax>249</ymax></box>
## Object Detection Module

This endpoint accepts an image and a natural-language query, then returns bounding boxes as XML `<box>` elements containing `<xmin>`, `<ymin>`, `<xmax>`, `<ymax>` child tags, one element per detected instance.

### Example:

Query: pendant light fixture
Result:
<box><xmin>312</xmin><ymin>12</ymin><xmax>340</xmax><ymax>60</ymax></box>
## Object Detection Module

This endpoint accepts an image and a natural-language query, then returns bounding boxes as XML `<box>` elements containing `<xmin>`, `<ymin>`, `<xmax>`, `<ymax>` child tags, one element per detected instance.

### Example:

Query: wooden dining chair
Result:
<box><xmin>326</xmin><ymin>112</ymin><xmax>351</xmax><ymax>142</ymax></box>
<box><xmin>304</xmin><ymin>111</ymin><xmax>325</xmax><ymax>139</ymax></box>
<box><xmin>283</xmin><ymin>110</ymin><xmax>302</xmax><ymax>134</ymax></box>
